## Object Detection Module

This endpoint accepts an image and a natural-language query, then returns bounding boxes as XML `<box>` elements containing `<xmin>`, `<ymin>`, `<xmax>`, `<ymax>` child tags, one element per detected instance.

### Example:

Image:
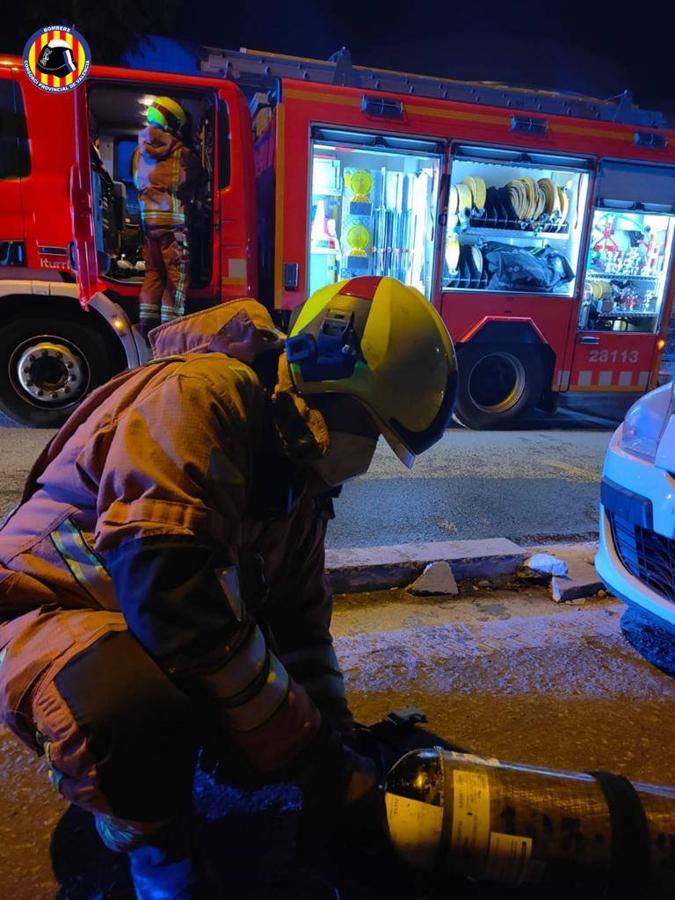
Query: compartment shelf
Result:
<box><xmin>461</xmin><ymin>225</ymin><xmax>570</xmax><ymax>241</ymax></box>
<box><xmin>597</xmin><ymin>311</ymin><xmax>657</xmax><ymax>317</ymax></box>
<box><xmin>586</xmin><ymin>273</ymin><xmax>660</xmax><ymax>281</ymax></box>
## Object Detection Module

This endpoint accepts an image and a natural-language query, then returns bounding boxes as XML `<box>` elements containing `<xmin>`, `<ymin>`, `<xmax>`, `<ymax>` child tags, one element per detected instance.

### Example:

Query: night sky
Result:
<box><xmin>174</xmin><ymin>0</ymin><xmax>673</xmax><ymax>117</ymax></box>
<box><xmin>2</xmin><ymin>1</ymin><xmax>673</xmax><ymax>118</ymax></box>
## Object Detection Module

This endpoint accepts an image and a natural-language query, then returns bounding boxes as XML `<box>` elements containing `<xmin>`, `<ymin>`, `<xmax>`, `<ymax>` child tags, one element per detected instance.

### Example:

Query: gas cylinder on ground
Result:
<box><xmin>384</xmin><ymin>748</ymin><xmax>675</xmax><ymax>898</ymax></box>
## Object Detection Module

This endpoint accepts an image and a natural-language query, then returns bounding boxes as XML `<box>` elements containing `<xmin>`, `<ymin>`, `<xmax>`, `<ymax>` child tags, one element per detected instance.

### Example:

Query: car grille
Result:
<box><xmin>610</xmin><ymin>512</ymin><xmax>675</xmax><ymax>604</ymax></box>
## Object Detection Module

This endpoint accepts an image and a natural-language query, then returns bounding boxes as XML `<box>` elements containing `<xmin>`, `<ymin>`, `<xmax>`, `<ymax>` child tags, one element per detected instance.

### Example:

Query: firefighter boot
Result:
<box><xmin>96</xmin><ymin>814</ymin><xmax>201</xmax><ymax>899</ymax></box>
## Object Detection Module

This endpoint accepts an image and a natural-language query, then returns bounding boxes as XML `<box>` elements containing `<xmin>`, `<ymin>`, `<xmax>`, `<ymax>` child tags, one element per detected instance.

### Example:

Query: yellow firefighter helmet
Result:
<box><xmin>146</xmin><ymin>96</ymin><xmax>187</xmax><ymax>134</ymax></box>
<box><xmin>285</xmin><ymin>276</ymin><xmax>457</xmax><ymax>467</ymax></box>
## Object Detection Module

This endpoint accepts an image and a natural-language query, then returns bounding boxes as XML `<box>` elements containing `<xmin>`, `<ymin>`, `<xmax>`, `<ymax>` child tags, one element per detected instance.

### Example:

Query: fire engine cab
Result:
<box><xmin>1</xmin><ymin>46</ymin><xmax>674</xmax><ymax>428</ymax></box>
<box><xmin>0</xmin><ymin>52</ymin><xmax>256</xmax><ymax>426</ymax></box>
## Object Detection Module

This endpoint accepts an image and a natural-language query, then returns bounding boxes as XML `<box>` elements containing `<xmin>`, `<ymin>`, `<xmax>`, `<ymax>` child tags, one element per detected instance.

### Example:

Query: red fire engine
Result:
<box><xmin>1</xmin><ymin>46</ymin><xmax>674</xmax><ymax>428</ymax></box>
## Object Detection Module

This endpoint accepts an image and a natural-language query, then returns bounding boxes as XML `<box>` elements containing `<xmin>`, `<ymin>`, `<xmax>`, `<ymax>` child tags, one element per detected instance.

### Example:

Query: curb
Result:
<box><xmin>326</xmin><ymin>538</ymin><xmax>602</xmax><ymax>598</ymax></box>
<box><xmin>326</xmin><ymin>538</ymin><xmax>527</xmax><ymax>593</ymax></box>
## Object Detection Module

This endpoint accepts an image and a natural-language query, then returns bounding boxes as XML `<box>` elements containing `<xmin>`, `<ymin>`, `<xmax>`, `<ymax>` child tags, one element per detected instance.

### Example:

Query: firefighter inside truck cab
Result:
<box><xmin>132</xmin><ymin>96</ymin><xmax>204</xmax><ymax>336</ymax></box>
<box><xmin>0</xmin><ymin>276</ymin><xmax>457</xmax><ymax>897</ymax></box>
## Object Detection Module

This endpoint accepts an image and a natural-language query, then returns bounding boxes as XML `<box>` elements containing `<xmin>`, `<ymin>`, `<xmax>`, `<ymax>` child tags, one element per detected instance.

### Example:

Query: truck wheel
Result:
<box><xmin>454</xmin><ymin>344</ymin><xmax>545</xmax><ymax>429</ymax></box>
<box><xmin>0</xmin><ymin>314</ymin><xmax>113</xmax><ymax>427</ymax></box>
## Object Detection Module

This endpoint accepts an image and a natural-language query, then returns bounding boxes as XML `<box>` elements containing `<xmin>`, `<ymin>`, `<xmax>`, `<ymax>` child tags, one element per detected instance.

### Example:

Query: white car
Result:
<box><xmin>596</xmin><ymin>381</ymin><xmax>675</xmax><ymax>633</ymax></box>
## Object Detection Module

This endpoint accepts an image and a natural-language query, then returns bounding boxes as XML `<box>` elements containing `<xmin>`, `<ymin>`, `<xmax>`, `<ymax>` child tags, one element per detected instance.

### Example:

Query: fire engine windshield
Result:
<box><xmin>309</xmin><ymin>138</ymin><xmax>441</xmax><ymax>297</ymax></box>
<box><xmin>442</xmin><ymin>150</ymin><xmax>590</xmax><ymax>297</ymax></box>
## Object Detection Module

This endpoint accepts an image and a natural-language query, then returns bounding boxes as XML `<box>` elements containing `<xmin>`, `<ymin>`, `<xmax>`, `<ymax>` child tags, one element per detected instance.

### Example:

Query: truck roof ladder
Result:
<box><xmin>200</xmin><ymin>46</ymin><xmax>666</xmax><ymax>129</ymax></box>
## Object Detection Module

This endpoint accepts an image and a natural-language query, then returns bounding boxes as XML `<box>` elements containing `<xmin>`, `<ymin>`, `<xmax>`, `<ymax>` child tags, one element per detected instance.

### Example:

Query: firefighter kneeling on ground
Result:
<box><xmin>0</xmin><ymin>276</ymin><xmax>457</xmax><ymax>898</ymax></box>
<box><xmin>133</xmin><ymin>96</ymin><xmax>203</xmax><ymax>337</ymax></box>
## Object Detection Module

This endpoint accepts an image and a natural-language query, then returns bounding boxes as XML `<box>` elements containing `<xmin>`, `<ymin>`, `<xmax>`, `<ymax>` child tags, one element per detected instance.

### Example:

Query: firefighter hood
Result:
<box><xmin>148</xmin><ymin>302</ymin><xmax>330</xmax><ymax>461</ymax></box>
<box><xmin>148</xmin><ymin>299</ymin><xmax>284</xmax><ymax>362</ymax></box>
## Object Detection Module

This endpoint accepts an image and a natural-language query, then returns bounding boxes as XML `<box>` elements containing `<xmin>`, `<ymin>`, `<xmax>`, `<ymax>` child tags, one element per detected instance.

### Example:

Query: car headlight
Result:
<box><xmin>620</xmin><ymin>381</ymin><xmax>674</xmax><ymax>462</ymax></box>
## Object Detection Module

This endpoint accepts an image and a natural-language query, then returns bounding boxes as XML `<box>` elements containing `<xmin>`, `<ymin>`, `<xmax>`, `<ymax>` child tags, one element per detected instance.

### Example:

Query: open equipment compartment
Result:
<box><xmin>443</xmin><ymin>146</ymin><xmax>591</xmax><ymax>296</ymax></box>
<box><xmin>309</xmin><ymin>129</ymin><xmax>442</xmax><ymax>297</ymax></box>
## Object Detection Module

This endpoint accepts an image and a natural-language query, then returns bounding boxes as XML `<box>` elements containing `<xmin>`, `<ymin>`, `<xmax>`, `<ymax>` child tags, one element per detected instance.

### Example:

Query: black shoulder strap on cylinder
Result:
<box><xmin>589</xmin><ymin>770</ymin><xmax>653</xmax><ymax>900</ymax></box>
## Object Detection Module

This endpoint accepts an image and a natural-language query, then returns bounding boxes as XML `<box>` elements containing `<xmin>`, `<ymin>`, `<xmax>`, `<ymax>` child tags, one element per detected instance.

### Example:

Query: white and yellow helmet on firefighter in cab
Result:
<box><xmin>146</xmin><ymin>96</ymin><xmax>187</xmax><ymax>134</ymax></box>
<box><xmin>286</xmin><ymin>276</ymin><xmax>457</xmax><ymax>468</ymax></box>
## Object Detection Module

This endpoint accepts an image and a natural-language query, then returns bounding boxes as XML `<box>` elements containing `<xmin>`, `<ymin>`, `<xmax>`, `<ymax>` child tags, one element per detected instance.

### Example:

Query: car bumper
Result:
<box><xmin>595</xmin><ymin>427</ymin><xmax>675</xmax><ymax>633</ymax></box>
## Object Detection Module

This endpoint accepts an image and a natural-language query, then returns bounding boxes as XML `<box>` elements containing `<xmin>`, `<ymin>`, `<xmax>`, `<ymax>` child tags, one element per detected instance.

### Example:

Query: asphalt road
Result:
<box><xmin>1</xmin><ymin>586</ymin><xmax>673</xmax><ymax>898</ymax></box>
<box><xmin>0</xmin><ymin>398</ymin><xmax>627</xmax><ymax>548</ymax></box>
<box><xmin>335</xmin><ymin>588</ymin><xmax>675</xmax><ymax>784</ymax></box>
<box><xmin>332</xmin><ymin>425</ymin><xmax>611</xmax><ymax>548</ymax></box>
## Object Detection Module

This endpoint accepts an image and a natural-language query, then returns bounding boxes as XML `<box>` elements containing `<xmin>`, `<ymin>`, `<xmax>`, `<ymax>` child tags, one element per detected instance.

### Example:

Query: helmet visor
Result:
<box><xmin>377</xmin><ymin>422</ymin><xmax>416</xmax><ymax>469</ymax></box>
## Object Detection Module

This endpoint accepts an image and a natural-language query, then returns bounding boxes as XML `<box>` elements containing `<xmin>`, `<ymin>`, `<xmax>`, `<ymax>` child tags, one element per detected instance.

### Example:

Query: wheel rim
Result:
<box><xmin>10</xmin><ymin>337</ymin><xmax>89</xmax><ymax>409</ymax></box>
<box><xmin>467</xmin><ymin>352</ymin><xmax>527</xmax><ymax>414</ymax></box>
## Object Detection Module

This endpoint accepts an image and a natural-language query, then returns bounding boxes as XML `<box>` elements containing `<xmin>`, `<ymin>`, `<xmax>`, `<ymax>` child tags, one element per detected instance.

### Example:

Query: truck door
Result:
<box><xmin>70</xmin><ymin>83</ymin><xmax>105</xmax><ymax>306</ymax></box>
<box><xmin>0</xmin><ymin>72</ymin><xmax>29</xmax><ymax>265</ymax></box>
<box><xmin>571</xmin><ymin>161</ymin><xmax>675</xmax><ymax>394</ymax></box>
<box><xmin>217</xmin><ymin>84</ymin><xmax>258</xmax><ymax>300</ymax></box>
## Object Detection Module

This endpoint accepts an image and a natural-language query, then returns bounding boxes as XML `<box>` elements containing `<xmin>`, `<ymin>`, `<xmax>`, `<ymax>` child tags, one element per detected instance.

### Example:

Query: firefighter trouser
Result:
<box><xmin>0</xmin><ymin>609</ymin><xmax>199</xmax><ymax>826</ymax></box>
<box><xmin>139</xmin><ymin>225</ymin><xmax>190</xmax><ymax>329</ymax></box>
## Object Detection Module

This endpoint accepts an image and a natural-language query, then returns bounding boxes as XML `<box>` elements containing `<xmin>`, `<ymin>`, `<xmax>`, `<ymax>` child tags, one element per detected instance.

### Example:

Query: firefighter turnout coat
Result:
<box><xmin>133</xmin><ymin>125</ymin><xmax>202</xmax><ymax>228</ymax></box>
<box><xmin>0</xmin><ymin>301</ymin><xmax>349</xmax><ymax>800</ymax></box>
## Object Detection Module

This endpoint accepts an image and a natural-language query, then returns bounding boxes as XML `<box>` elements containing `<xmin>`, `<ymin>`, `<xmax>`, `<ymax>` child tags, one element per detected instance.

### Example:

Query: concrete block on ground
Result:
<box><xmin>327</xmin><ymin>538</ymin><xmax>525</xmax><ymax>593</ymax></box>
<box><xmin>408</xmin><ymin>561</ymin><xmax>459</xmax><ymax>596</ymax></box>
<box><xmin>525</xmin><ymin>553</ymin><xmax>568</xmax><ymax>577</ymax></box>
<box><xmin>551</xmin><ymin>559</ymin><xmax>604</xmax><ymax>603</ymax></box>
